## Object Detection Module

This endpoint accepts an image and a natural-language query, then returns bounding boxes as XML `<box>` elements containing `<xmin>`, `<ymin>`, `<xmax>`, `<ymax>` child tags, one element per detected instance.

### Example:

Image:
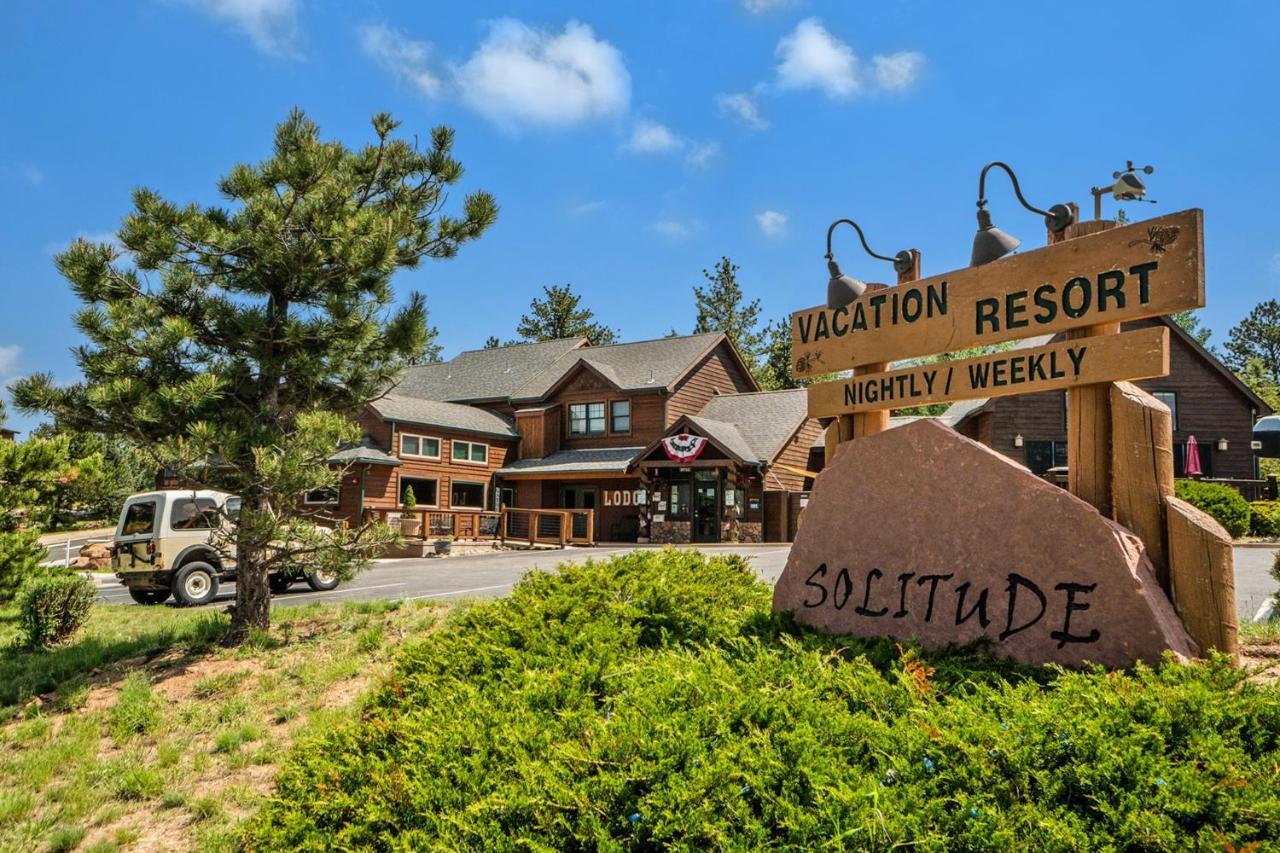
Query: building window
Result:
<box><xmin>303</xmin><ymin>488</ymin><xmax>339</xmax><ymax>506</ymax></box>
<box><xmin>1173</xmin><ymin>442</ymin><xmax>1213</xmax><ymax>478</ymax></box>
<box><xmin>1025</xmin><ymin>441</ymin><xmax>1067</xmax><ymax>476</ymax></box>
<box><xmin>451</xmin><ymin>440</ymin><xmax>489</xmax><ymax>464</ymax></box>
<box><xmin>569</xmin><ymin>402</ymin><xmax>606</xmax><ymax>436</ymax></box>
<box><xmin>120</xmin><ymin>500</ymin><xmax>157</xmax><ymax>536</ymax></box>
<box><xmin>451</xmin><ymin>480</ymin><xmax>486</xmax><ymax>509</ymax></box>
<box><xmin>399</xmin><ymin>477</ymin><xmax>438</xmax><ymax>507</ymax></box>
<box><xmin>669</xmin><ymin>480</ymin><xmax>691</xmax><ymax>519</ymax></box>
<box><xmin>400</xmin><ymin>433</ymin><xmax>441</xmax><ymax>459</ymax></box>
<box><xmin>1153</xmin><ymin>391</ymin><xmax>1178</xmax><ymax>430</ymax></box>
<box><xmin>610</xmin><ymin>399</ymin><xmax>631</xmax><ymax>433</ymax></box>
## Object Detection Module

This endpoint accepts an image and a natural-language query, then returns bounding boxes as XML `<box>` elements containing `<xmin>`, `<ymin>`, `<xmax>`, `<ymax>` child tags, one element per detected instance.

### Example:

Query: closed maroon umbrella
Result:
<box><xmin>1184</xmin><ymin>434</ymin><xmax>1202</xmax><ymax>477</ymax></box>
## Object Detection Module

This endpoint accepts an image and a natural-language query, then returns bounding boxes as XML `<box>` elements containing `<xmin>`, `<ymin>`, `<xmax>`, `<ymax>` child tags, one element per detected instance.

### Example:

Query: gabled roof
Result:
<box><xmin>511</xmin><ymin>332</ymin><xmax>753</xmax><ymax>401</ymax></box>
<box><xmin>682</xmin><ymin>415</ymin><xmax>757</xmax><ymax>464</ymax></box>
<box><xmin>696</xmin><ymin>388</ymin><xmax>810</xmax><ymax>463</ymax></box>
<box><xmin>371</xmin><ymin>394</ymin><xmax>519</xmax><ymax>439</ymax></box>
<box><xmin>328</xmin><ymin>437</ymin><xmax>402</xmax><ymax>467</ymax></box>
<box><xmin>392</xmin><ymin>337</ymin><xmax>588</xmax><ymax>403</ymax></box>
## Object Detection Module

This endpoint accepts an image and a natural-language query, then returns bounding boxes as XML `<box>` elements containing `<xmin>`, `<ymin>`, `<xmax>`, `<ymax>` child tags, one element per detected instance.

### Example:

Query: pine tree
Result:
<box><xmin>1171</xmin><ymin>310</ymin><xmax>1212</xmax><ymax>347</ymax></box>
<box><xmin>1222</xmin><ymin>299</ymin><xmax>1280</xmax><ymax>377</ymax></box>
<box><xmin>13</xmin><ymin>110</ymin><xmax>497</xmax><ymax>643</ymax></box>
<box><xmin>483</xmin><ymin>336</ymin><xmax>502</xmax><ymax>349</ymax></box>
<box><xmin>515</xmin><ymin>284</ymin><xmax>617</xmax><ymax>344</ymax></box>
<box><xmin>692</xmin><ymin>257</ymin><xmax>766</xmax><ymax>377</ymax></box>
<box><xmin>0</xmin><ymin>402</ymin><xmax>70</xmax><ymax>600</ymax></box>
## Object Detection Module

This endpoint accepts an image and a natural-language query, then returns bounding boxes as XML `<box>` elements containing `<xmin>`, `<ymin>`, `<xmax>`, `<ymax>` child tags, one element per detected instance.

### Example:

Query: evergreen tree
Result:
<box><xmin>13</xmin><ymin>110</ymin><xmax>497</xmax><ymax>643</ymax></box>
<box><xmin>31</xmin><ymin>423</ymin><xmax>153</xmax><ymax>523</ymax></box>
<box><xmin>483</xmin><ymin>336</ymin><xmax>501</xmax><ymax>349</ymax></box>
<box><xmin>0</xmin><ymin>402</ymin><xmax>69</xmax><ymax>601</ymax></box>
<box><xmin>1171</xmin><ymin>310</ymin><xmax>1212</xmax><ymax>346</ymax></box>
<box><xmin>1237</xmin><ymin>357</ymin><xmax>1280</xmax><ymax>413</ymax></box>
<box><xmin>693</xmin><ymin>257</ymin><xmax>766</xmax><ymax>377</ymax></box>
<box><xmin>515</xmin><ymin>284</ymin><xmax>617</xmax><ymax>344</ymax></box>
<box><xmin>1222</xmin><ymin>299</ymin><xmax>1280</xmax><ymax>378</ymax></box>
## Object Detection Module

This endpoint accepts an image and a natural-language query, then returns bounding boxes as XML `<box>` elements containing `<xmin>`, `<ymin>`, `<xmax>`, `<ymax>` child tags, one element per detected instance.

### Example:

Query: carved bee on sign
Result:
<box><xmin>795</xmin><ymin>350</ymin><xmax>823</xmax><ymax>374</ymax></box>
<box><xmin>1129</xmin><ymin>224</ymin><xmax>1180</xmax><ymax>255</ymax></box>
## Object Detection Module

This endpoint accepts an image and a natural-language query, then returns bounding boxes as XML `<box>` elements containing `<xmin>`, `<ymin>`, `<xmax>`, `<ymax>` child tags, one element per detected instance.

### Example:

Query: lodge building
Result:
<box><xmin>326</xmin><ymin>333</ymin><xmax>822</xmax><ymax>543</ymax></box>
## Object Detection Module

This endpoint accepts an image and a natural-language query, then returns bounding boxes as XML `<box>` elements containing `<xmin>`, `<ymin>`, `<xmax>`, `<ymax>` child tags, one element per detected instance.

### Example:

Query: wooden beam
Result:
<box><xmin>790</xmin><ymin>209</ymin><xmax>1204</xmax><ymax>378</ymax></box>
<box><xmin>807</xmin><ymin>327</ymin><xmax>1169</xmax><ymax>417</ymax></box>
<box><xmin>1166</xmin><ymin>496</ymin><xmax>1238</xmax><ymax>659</ymax></box>
<box><xmin>1110</xmin><ymin>381</ymin><xmax>1175</xmax><ymax>591</ymax></box>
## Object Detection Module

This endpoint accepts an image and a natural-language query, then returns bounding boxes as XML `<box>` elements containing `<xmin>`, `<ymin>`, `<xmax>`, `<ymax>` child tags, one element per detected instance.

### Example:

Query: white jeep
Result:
<box><xmin>112</xmin><ymin>489</ymin><xmax>340</xmax><ymax>606</ymax></box>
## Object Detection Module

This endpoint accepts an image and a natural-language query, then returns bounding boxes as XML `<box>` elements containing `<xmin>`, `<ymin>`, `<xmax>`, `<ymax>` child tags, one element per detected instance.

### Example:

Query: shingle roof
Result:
<box><xmin>495</xmin><ymin>446</ymin><xmax>644</xmax><ymax>476</ymax></box>
<box><xmin>681</xmin><ymin>415</ymin><xmax>758</xmax><ymax>463</ymax></box>
<box><xmin>696</xmin><ymin>389</ymin><xmax>809</xmax><ymax>463</ymax></box>
<box><xmin>328</xmin><ymin>437</ymin><xmax>401</xmax><ymax>467</ymax></box>
<box><xmin>809</xmin><ymin>414</ymin><xmax>932</xmax><ymax>447</ymax></box>
<box><xmin>371</xmin><ymin>395</ymin><xmax>519</xmax><ymax>439</ymax></box>
<box><xmin>392</xmin><ymin>338</ymin><xmax>588</xmax><ymax>402</ymax></box>
<box><xmin>511</xmin><ymin>332</ymin><xmax>730</xmax><ymax>400</ymax></box>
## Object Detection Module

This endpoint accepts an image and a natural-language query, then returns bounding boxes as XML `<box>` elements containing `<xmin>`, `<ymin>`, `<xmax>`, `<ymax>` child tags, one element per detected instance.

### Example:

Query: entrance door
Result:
<box><xmin>561</xmin><ymin>486</ymin><xmax>599</xmax><ymax>539</ymax></box>
<box><xmin>692</xmin><ymin>472</ymin><xmax>720</xmax><ymax>542</ymax></box>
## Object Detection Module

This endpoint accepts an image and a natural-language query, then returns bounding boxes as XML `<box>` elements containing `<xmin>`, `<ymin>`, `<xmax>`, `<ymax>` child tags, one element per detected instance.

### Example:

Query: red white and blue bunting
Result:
<box><xmin>662</xmin><ymin>433</ymin><xmax>708</xmax><ymax>463</ymax></box>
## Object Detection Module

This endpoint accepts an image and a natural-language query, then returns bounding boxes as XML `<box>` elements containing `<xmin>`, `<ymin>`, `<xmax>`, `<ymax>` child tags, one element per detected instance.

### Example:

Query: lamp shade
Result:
<box><xmin>970</xmin><ymin>208</ymin><xmax>1021</xmax><ymax>266</ymax></box>
<box><xmin>826</xmin><ymin>258</ymin><xmax>866</xmax><ymax>309</ymax></box>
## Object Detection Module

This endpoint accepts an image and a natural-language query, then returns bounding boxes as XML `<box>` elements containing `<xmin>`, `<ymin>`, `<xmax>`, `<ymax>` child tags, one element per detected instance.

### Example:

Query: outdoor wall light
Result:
<box><xmin>970</xmin><ymin>161</ymin><xmax>1075</xmax><ymax>266</ymax></box>
<box><xmin>1217</xmin><ymin>438</ymin><xmax>1229</xmax><ymax>452</ymax></box>
<box><xmin>1014</xmin><ymin>433</ymin><xmax>1024</xmax><ymax>448</ymax></box>
<box><xmin>825</xmin><ymin>219</ymin><xmax>914</xmax><ymax>309</ymax></box>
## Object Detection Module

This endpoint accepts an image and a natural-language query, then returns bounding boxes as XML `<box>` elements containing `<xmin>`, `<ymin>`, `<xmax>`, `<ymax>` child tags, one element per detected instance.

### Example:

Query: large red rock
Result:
<box><xmin>774</xmin><ymin>419</ymin><xmax>1196</xmax><ymax>667</ymax></box>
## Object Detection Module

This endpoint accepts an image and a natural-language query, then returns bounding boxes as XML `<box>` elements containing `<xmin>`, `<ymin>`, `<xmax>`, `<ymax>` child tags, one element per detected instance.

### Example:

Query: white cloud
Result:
<box><xmin>569</xmin><ymin>200</ymin><xmax>606</xmax><ymax>217</ymax></box>
<box><xmin>776</xmin><ymin>18</ymin><xmax>859</xmax><ymax>98</ymax></box>
<box><xmin>741</xmin><ymin>0</ymin><xmax>795</xmax><ymax>14</ymax></box>
<box><xmin>0</xmin><ymin>345</ymin><xmax>21</xmax><ymax>381</ymax></box>
<box><xmin>872</xmin><ymin>51</ymin><xmax>925</xmax><ymax>92</ymax></box>
<box><xmin>755</xmin><ymin>210</ymin><xmax>788</xmax><ymax>237</ymax></box>
<box><xmin>188</xmin><ymin>0</ymin><xmax>300</xmax><ymax>56</ymax></box>
<box><xmin>717</xmin><ymin>92</ymin><xmax>768</xmax><ymax>130</ymax></box>
<box><xmin>626</xmin><ymin>120</ymin><xmax>682</xmax><ymax>154</ymax></box>
<box><xmin>358</xmin><ymin>24</ymin><xmax>442</xmax><ymax>97</ymax></box>
<box><xmin>653</xmin><ymin>218</ymin><xmax>702</xmax><ymax>239</ymax></box>
<box><xmin>454</xmin><ymin>19</ymin><xmax>630</xmax><ymax>130</ymax></box>
<box><xmin>685</xmin><ymin>141</ymin><xmax>720</xmax><ymax>170</ymax></box>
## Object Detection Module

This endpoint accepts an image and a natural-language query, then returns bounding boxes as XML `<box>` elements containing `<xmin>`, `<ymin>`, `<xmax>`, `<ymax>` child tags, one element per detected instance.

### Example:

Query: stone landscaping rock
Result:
<box><xmin>773</xmin><ymin>419</ymin><xmax>1197</xmax><ymax>667</ymax></box>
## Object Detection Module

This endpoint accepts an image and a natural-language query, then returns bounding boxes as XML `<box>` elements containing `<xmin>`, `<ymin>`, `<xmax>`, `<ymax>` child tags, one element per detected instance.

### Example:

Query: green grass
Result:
<box><xmin>0</xmin><ymin>599</ymin><xmax>449</xmax><ymax>852</ymax></box>
<box><xmin>249</xmin><ymin>550</ymin><xmax>1280</xmax><ymax>851</ymax></box>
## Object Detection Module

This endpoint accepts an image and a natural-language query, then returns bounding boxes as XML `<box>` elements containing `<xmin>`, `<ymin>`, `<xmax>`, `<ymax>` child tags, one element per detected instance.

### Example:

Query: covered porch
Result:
<box><xmin>495</xmin><ymin>447</ymin><xmax>646</xmax><ymax>542</ymax></box>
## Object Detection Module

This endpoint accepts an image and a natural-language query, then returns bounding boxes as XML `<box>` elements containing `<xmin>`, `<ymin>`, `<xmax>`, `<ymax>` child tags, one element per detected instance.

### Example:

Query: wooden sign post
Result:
<box><xmin>783</xmin><ymin>208</ymin><xmax>1237</xmax><ymax>662</ymax></box>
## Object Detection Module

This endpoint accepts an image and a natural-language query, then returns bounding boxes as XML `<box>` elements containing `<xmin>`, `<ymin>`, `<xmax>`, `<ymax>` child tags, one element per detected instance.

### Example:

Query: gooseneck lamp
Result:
<box><xmin>970</xmin><ymin>161</ymin><xmax>1075</xmax><ymax>266</ymax></box>
<box><xmin>825</xmin><ymin>219</ymin><xmax>914</xmax><ymax>309</ymax></box>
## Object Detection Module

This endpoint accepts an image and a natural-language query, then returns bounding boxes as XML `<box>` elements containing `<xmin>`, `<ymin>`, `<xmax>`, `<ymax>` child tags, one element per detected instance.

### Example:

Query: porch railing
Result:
<box><xmin>1178</xmin><ymin>476</ymin><xmax>1278</xmax><ymax>502</ymax></box>
<box><xmin>366</xmin><ymin>507</ymin><xmax>594</xmax><ymax>546</ymax></box>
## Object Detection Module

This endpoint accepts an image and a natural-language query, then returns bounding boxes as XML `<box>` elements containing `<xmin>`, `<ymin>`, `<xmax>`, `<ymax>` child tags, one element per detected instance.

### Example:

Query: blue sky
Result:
<box><xmin>2</xmin><ymin>0</ymin><xmax>1278</xmax><ymax>434</ymax></box>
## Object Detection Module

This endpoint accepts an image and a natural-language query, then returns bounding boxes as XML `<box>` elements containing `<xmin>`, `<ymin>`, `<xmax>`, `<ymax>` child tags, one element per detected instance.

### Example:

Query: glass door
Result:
<box><xmin>692</xmin><ymin>472</ymin><xmax>720</xmax><ymax>542</ymax></box>
<box><xmin>561</xmin><ymin>486</ymin><xmax>599</xmax><ymax>539</ymax></box>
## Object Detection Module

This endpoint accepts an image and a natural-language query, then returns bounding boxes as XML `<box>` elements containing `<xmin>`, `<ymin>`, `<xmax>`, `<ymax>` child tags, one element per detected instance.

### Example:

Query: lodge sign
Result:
<box><xmin>807</xmin><ymin>326</ymin><xmax>1170</xmax><ymax>417</ymax></box>
<box><xmin>790</xmin><ymin>209</ymin><xmax>1203</xmax><ymax>377</ymax></box>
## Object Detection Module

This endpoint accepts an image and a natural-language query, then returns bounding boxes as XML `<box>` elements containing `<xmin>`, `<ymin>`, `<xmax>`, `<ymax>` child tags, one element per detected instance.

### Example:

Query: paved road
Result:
<box><xmin>91</xmin><ymin>543</ymin><xmax>1278</xmax><ymax>620</ymax></box>
<box><xmin>92</xmin><ymin>544</ymin><xmax>793</xmax><ymax>609</ymax></box>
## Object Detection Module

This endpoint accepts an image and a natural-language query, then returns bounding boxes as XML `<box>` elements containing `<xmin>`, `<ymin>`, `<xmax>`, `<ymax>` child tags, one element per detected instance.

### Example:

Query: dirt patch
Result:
<box><xmin>1241</xmin><ymin>639</ymin><xmax>1280</xmax><ymax>684</ymax></box>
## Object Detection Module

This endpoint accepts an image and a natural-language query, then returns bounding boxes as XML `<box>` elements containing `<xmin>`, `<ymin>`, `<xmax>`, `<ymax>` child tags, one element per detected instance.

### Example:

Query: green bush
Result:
<box><xmin>1174</xmin><ymin>480</ymin><xmax>1251</xmax><ymax>538</ymax></box>
<box><xmin>1249</xmin><ymin>501</ymin><xmax>1280</xmax><ymax>538</ymax></box>
<box><xmin>248</xmin><ymin>550</ymin><xmax>1280</xmax><ymax>850</ymax></box>
<box><xmin>17</xmin><ymin>572</ymin><xmax>96</xmax><ymax>648</ymax></box>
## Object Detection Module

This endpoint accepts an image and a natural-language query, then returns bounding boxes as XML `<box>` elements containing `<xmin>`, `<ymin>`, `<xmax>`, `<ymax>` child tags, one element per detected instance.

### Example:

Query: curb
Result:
<box><xmin>1254</xmin><ymin>598</ymin><xmax>1277</xmax><ymax>623</ymax></box>
<box><xmin>1234</xmin><ymin>542</ymin><xmax>1280</xmax><ymax>549</ymax></box>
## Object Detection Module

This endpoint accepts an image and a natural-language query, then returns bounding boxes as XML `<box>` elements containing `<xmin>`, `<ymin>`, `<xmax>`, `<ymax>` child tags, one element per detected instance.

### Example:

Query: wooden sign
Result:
<box><xmin>791</xmin><ymin>209</ymin><xmax>1203</xmax><ymax>378</ymax></box>
<box><xmin>807</xmin><ymin>326</ymin><xmax>1169</xmax><ymax>417</ymax></box>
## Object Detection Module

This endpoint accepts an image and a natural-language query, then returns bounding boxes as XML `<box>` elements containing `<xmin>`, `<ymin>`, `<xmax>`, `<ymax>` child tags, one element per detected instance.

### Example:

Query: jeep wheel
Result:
<box><xmin>305</xmin><ymin>567</ymin><xmax>340</xmax><ymax>591</ymax></box>
<box><xmin>269</xmin><ymin>573</ymin><xmax>294</xmax><ymax>594</ymax></box>
<box><xmin>173</xmin><ymin>562</ymin><xmax>219</xmax><ymax>607</ymax></box>
<box><xmin>129</xmin><ymin>589</ymin><xmax>170</xmax><ymax>606</ymax></box>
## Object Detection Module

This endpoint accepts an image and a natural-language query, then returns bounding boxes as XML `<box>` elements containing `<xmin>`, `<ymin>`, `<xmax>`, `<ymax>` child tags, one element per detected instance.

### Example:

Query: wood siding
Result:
<box><xmin>764</xmin><ymin>418</ymin><xmax>825</xmax><ymax>492</ymax></box>
<box><xmin>972</xmin><ymin>319</ymin><xmax>1264</xmax><ymax>479</ymax></box>
<box><xmin>548</xmin><ymin>365</ymin><xmax>665</xmax><ymax>449</ymax></box>
<box><xmin>665</xmin><ymin>343</ymin><xmax>757</xmax><ymax>426</ymax></box>
<box><xmin>342</xmin><ymin>405</ymin><xmax>516</xmax><ymax>516</ymax></box>
<box><xmin>515</xmin><ymin>406</ymin><xmax>561</xmax><ymax>459</ymax></box>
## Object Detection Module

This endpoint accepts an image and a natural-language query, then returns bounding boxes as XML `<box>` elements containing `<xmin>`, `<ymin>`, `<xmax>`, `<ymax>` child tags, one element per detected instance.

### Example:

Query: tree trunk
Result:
<box><xmin>224</xmin><ymin>492</ymin><xmax>272</xmax><ymax>646</ymax></box>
